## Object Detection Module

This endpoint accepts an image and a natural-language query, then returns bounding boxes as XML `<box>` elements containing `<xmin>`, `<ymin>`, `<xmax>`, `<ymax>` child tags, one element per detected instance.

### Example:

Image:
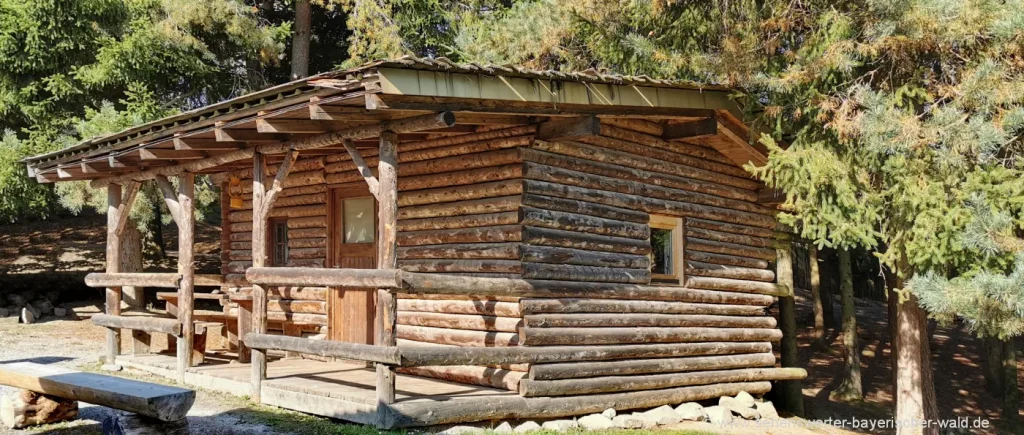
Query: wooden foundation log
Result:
<box><xmin>521</xmin><ymin>263</ymin><xmax>650</xmax><ymax>284</ymax></box>
<box><xmin>398</xmin><ymin>311</ymin><xmax>522</xmax><ymax>332</ymax></box>
<box><xmin>520</xmin><ymin>207</ymin><xmax>650</xmax><ymax>240</ymax></box>
<box><xmin>519</xmin><ymin>367</ymin><xmax>806</xmax><ymax>397</ymax></box>
<box><xmin>684</xmin><ymin>276</ymin><xmax>788</xmax><ymax>296</ymax></box>
<box><xmin>388</xmin><ymin>381</ymin><xmax>773</xmax><ymax>428</ymax></box>
<box><xmin>398</xmin><ymin>325</ymin><xmax>520</xmax><ymax>347</ymax></box>
<box><xmin>521</xmin><ymin>245</ymin><xmax>649</xmax><ymax>269</ymax></box>
<box><xmin>399</xmin><ymin>211</ymin><xmax>520</xmax><ymax>232</ymax></box>
<box><xmin>91</xmin><ymin>315</ymin><xmax>182</xmax><ymax>336</ymax></box>
<box><xmin>399</xmin><ymin>243</ymin><xmax>521</xmax><ymax>260</ymax></box>
<box><xmin>0</xmin><ymin>390</ymin><xmax>78</xmax><ymax>429</ymax></box>
<box><xmin>528</xmin><ymin>352</ymin><xmax>776</xmax><ymax>380</ymax></box>
<box><xmin>687</xmin><ymin>251</ymin><xmax>769</xmax><ymax>269</ymax></box>
<box><xmin>686</xmin><ymin>260</ymin><xmax>776</xmax><ymax>282</ymax></box>
<box><xmin>523</xmin><ymin>313</ymin><xmax>777</xmax><ymax>329</ymax></box>
<box><xmin>521</xmin><ymin>194</ymin><xmax>648</xmax><ymax>224</ymax></box>
<box><xmin>522</xmin><ymin>226</ymin><xmax>651</xmax><ymax>255</ymax></box>
<box><xmin>398</xmin><ymin>195</ymin><xmax>520</xmax><ymax>220</ymax></box>
<box><xmin>519</xmin><ymin>298</ymin><xmax>766</xmax><ymax>316</ymax></box>
<box><xmin>520</xmin><ymin>326</ymin><xmax>783</xmax><ymax>346</ymax></box>
<box><xmin>397</xmin><ymin>299</ymin><xmax>521</xmax><ymax>317</ymax></box>
<box><xmin>398</xmin><ymin>366</ymin><xmax>524</xmax><ymax>391</ymax></box>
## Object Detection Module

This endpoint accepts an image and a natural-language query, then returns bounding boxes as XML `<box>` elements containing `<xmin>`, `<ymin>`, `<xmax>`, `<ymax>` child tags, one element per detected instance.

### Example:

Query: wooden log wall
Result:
<box><xmin>217</xmin><ymin>120</ymin><xmax>789</xmax><ymax>397</ymax></box>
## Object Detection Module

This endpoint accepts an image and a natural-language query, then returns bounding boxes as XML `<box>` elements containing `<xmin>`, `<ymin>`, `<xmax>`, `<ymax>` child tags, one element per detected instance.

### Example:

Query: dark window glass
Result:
<box><xmin>651</xmin><ymin>228</ymin><xmax>674</xmax><ymax>275</ymax></box>
<box><xmin>271</xmin><ymin>220</ymin><xmax>289</xmax><ymax>266</ymax></box>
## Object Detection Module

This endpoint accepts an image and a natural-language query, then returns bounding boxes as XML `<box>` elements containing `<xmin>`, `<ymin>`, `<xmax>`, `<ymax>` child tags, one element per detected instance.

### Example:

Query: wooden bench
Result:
<box><xmin>0</xmin><ymin>362</ymin><xmax>194</xmax><ymax>422</ymax></box>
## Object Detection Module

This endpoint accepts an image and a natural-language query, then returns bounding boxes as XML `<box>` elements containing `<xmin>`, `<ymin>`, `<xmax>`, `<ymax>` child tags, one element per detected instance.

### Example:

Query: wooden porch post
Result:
<box><xmin>775</xmin><ymin>237</ymin><xmax>805</xmax><ymax>416</ymax></box>
<box><xmin>176</xmin><ymin>173</ymin><xmax>196</xmax><ymax>383</ymax></box>
<box><xmin>249</xmin><ymin>149</ymin><xmax>297</xmax><ymax>403</ymax></box>
<box><xmin>375</xmin><ymin>131</ymin><xmax>398</xmax><ymax>428</ymax></box>
<box><xmin>104</xmin><ymin>183</ymin><xmax>123</xmax><ymax>367</ymax></box>
<box><xmin>250</xmin><ymin>152</ymin><xmax>268</xmax><ymax>402</ymax></box>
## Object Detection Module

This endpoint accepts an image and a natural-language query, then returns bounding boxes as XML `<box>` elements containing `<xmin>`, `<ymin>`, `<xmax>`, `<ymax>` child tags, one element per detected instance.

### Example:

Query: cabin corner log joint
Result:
<box><xmin>25</xmin><ymin>58</ymin><xmax>805</xmax><ymax>428</ymax></box>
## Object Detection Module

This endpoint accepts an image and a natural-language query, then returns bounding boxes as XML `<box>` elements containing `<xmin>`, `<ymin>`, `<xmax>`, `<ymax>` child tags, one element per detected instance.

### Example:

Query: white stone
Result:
<box><xmin>438</xmin><ymin>425</ymin><xmax>484</xmax><ymax>435</ymax></box>
<box><xmin>734</xmin><ymin>391</ymin><xmax>757</xmax><ymax>408</ymax></box>
<box><xmin>578</xmin><ymin>414</ymin><xmax>614</xmax><ymax>430</ymax></box>
<box><xmin>720</xmin><ymin>396</ymin><xmax>754</xmax><ymax>409</ymax></box>
<box><xmin>727</xmin><ymin>405</ymin><xmax>760</xmax><ymax>420</ymax></box>
<box><xmin>601</xmin><ymin>408</ymin><xmax>616</xmax><ymax>419</ymax></box>
<box><xmin>493</xmin><ymin>422</ymin><xmax>513</xmax><ymax>433</ymax></box>
<box><xmin>100</xmin><ymin>364</ymin><xmax>122</xmax><ymax>372</ymax></box>
<box><xmin>675</xmin><ymin>402</ymin><xmax>706</xmax><ymax>421</ymax></box>
<box><xmin>755</xmin><ymin>401</ymin><xmax>780</xmax><ymax>419</ymax></box>
<box><xmin>611</xmin><ymin>414</ymin><xmax>646</xmax><ymax>429</ymax></box>
<box><xmin>705</xmin><ymin>406</ymin><xmax>734</xmax><ymax>425</ymax></box>
<box><xmin>641</xmin><ymin>405</ymin><xmax>682</xmax><ymax>425</ymax></box>
<box><xmin>540</xmin><ymin>420</ymin><xmax>578</xmax><ymax>431</ymax></box>
<box><xmin>512</xmin><ymin>421</ymin><xmax>541</xmax><ymax>433</ymax></box>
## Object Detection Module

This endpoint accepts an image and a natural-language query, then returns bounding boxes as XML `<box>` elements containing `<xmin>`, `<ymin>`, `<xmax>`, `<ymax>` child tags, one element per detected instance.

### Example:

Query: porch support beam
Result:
<box><xmin>249</xmin><ymin>149</ymin><xmax>299</xmax><ymax>403</ymax></box>
<box><xmin>103</xmin><ymin>181</ymin><xmax>141</xmax><ymax>367</ymax></box>
<box><xmin>343</xmin><ymin>139</ymin><xmax>379</xmax><ymax>197</ymax></box>
<box><xmin>89</xmin><ymin>112</ymin><xmax>456</xmax><ymax>188</ymax></box>
<box><xmin>775</xmin><ymin>237</ymin><xmax>804</xmax><ymax>416</ymax></box>
<box><xmin>375</xmin><ymin>130</ymin><xmax>399</xmax><ymax>428</ymax></box>
<box><xmin>175</xmin><ymin>173</ymin><xmax>195</xmax><ymax>383</ymax></box>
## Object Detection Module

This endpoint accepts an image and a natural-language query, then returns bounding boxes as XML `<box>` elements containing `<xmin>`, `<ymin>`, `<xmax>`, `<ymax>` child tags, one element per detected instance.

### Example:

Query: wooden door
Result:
<box><xmin>328</xmin><ymin>184</ymin><xmax>378</xmax><ymax>344</ymax></box>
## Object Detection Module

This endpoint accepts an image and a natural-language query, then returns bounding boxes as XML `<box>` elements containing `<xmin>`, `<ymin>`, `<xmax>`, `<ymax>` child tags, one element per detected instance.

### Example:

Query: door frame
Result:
<box><xmin>326</xmin><ymin>183</ymin><xmax>378</xmax><ymax>343</ymax></box>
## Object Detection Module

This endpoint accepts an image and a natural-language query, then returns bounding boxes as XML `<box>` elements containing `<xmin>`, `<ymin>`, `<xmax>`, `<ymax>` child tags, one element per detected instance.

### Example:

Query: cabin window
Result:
<box><xmin>270</xmin><ymin>218</ymin><xmax>289</xmax><ymax>266</ymax></box>
<box><xmin>649</xmin><ymin>215</ymin><xmax>685</xmax><ymax>284</ymax></box>
<box><xmin>342</xmin><ymin>197</ymin><xmax>375</xmax><ymax>244</ymax></box>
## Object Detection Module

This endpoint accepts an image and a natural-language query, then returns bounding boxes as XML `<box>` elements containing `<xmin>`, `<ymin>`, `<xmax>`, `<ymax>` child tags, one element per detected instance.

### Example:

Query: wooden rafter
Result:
<box><xmin>536</xmin><ymin>116</ymin><xmax>600</xmax><ymax>140</ymax></box>
<box><xmin>662</xmin><ymin>117</ymin><xmax>717</xmax><ymax>141</ymax></box>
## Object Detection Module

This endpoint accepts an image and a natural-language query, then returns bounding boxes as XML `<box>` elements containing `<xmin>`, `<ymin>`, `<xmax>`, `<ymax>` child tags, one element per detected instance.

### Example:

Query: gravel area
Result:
<box><xmin>0</xmin><ymin>304</ymin><xmax>284</xmax><ymax>435</ymax></box>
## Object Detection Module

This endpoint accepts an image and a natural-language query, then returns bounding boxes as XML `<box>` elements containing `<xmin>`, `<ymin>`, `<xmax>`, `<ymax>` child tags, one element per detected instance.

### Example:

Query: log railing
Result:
<box><xmin>85</xmin><ymin>273</ymin><xmax>182</xmax><ymax>289</ymax></box>
<box><xmin>92</xmin><ymin>314</ymin><xmax>182</xmax><ymax>337</ymax></box>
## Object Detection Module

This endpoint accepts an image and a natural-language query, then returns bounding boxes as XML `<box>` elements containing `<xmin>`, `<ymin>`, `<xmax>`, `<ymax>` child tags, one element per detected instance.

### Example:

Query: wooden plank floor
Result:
<box><xmin>119</xmin><ymin>353</ymin><xmax>515</xmax><ymax>406</ymax></box>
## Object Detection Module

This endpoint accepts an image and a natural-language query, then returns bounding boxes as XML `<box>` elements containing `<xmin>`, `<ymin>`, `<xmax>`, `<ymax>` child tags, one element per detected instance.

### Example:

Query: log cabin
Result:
<box><xmin>23</xmin><ymin>57</ymin><xmax>806</xmax><ymax>427</ymax></box>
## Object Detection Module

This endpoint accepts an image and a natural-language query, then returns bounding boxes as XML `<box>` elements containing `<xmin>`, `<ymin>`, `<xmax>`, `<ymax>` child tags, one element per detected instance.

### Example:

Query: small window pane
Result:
<box><xmin>344</xmin><ymin>197</ymin><xmax>375</xmax><ymax>243</ymax></box>
<box><xmin>651</xmin><ymin>228</ymin><xmax>674</xmax><ymax>275</ymax></box>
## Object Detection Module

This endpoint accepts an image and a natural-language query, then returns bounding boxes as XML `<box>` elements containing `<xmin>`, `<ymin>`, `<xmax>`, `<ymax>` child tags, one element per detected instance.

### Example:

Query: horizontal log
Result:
<box><xmin>84</xmin><ymin>273</ymin><xmax>181</xmax><ymax>289</ymax></box>
<box><xmin>243</xmin><ymin>333</ymin><xmax>400</xmax><ymax>364</ymax></box>
<box><xmin>288</xmin><ymin>216</ymin><xmax>327</xmax><ymax>229</ymax></box>
<box><xmin>687</xmin><ymin>217</ymin><xmax>775</xmax><ymax>239</ymax></box>
<box><xmin>528</xmin><ymin>352</ymin><xmax>777</xmax><ymax>380</ymax></box>
<box><xmin>523</xmin><ymin>226</ymin><xmax>651</xmax><ymax>255</ymax></box>
<box><xmin>400</xmin><ymin>275</ymin><xmax>775</xmax><ymax>306</ymax></box>
<box><xmin>399</xmin><ymin>179</ymin><xmax>523</xmax><ymax>207</ymax></box>
<box><xmin>400</xmin><ymin>164</ymin><xmax>522</xmax><ymax>192</ymax></box>
<box><xmin>397</xmin><ymin>325</ymin><xmax>520</xmax><ymax>347</ymax></box>
<box><xmin>398</xmin><ymin>196</ymin><xmax>520</xmax><ymax>220</ymax></box>
<box><xmin>225</xmin><ymin>308</ymin><xmax>328</xmax><ymax>325</ymax></box>
<box><xmin>519</xmin><ymin>367</ymin><xmax>806</xmax><ymax>397</ymax></box>
<box><xmin>228</xmin><ymin>204</ymin><xmax>325</xmax><ymax>223</ymax></box>
<box><xmin>601</xmin><ymin>118</ymin><xmax>665</xmax><ymax>137</ymax></box>
<box><xmin>686</xmin><ymin>251</ymin><xmax>769</xmax><ymax>269</ymax></box>
<box><xmin>269</xmin><ymin>300</ymin><xmax>326</xmax><ymax>314</ymax></box>
<box><xmin>388</xmin><ymin>381</ymin><xmax>773</xmax><ymax>427</ymax></box>
<box><xmin>520</xmin><ymin>206</ymin><xmax>649</xmax><ymax>240</ymax></box>
<box><xmin>399</xmin><ymin>148</ymin><xmax>523</xmax><ymax>178</ymax></box>
<box><xmin>520</xmin><ymin>246</ymin><xmax>650</xmax><ymax>269</ymax></box>
<box><xmin>397</xmin><ymin>299</ymin><xmax>521</xmax><ymax>317</ymax></box>
<box><xmin>519</xmin><ymin>298</ymin><xmax>766</xmax><ymax>316</ymax></box>
<box><xmin>288</xmin><ymin>247</ymin><xmax>327</xmax><ymax>260</ymax></box>
<box><xmin>397</xmin><ymin>225</ymin><xmax>522</xmax><ymax>246</ymax></box>
<box><xmin>398</xmin><ymin>259</ymin><xmax>522</xmax><ymax>274</ymax></box>
<box><xmin>521</xmin><ymin>263</ymin><xmax>650</xmax><ymax>284</ymax></box>
<box><xmin>524</xmin><ymin>180</ymin><xmax>775</xmax><ymax>229</ymax></box>
<box><xmin>398</xmin><ymin>311</ymin><xmax>522</xmax><ymax>332</ymax></box>
<box><xmin>599</xmin><ymin>125</ymin><xmax>753</xmax><ymax>177</ymax></box>
<box><xmin>686</xmin><ymin>226</ymin><xmax>773</xmax><ymax>248</ymax></box>
<box><xmin>399</xmin><ymin>243</ymin><xmax>521</xmax><ymax>260</ymax></box>
<box><xmin>287</xmin><ymin>258</ymin><xmax>325</xmax><ymax>268</ymax></box>
<box><xmin>523</xmin><ymin>313</ymin><xmax>777</xmax><ymax>329</ymax></box>
<box><xmin>289</xmin><ymin>238</ymin><xmax>326</xmax><ymax>249</ymax></box>
<box><xmin>270</xmin><ymin>287</ymin><xmax>327</xmax><ymax>300</ymax></box>
<box><xmin>519</xmin><ymin>326</ymin><xmax>783</xmax><ymax>345</ymax></box>
<box><xmin>397</xmin><ymin>341</ymin><xmax>773</xmax><ymax>367</ymax></box>
<box><xmin>521</xmin><ymin>193</ymin><xmax>648</xmax><ymax>224</ymax></box>
<box><xmin>398</xmin><ymin>366</ymin><xmax>524</xmax><ymax>391</ymax></box>
<box><xmin>91</xmin><ymin>315</ymin><xmax>181</xmax><ymax>336</ymax></box>
<box><xmin>684</xmin><ymin>276</ymin><xmax>788</xmax><ymax>296</ymax></box>
<box><xmin>289</xmin><ymin>227</ymin><xmax>328</xmax><ymax>239</ymax></box>
<box><xmin>397</xmin><ymin>339</ymin><xmax>528</xmax><ymax>371</ymax></box>
<box><xmin>686</xmin><ymin>260</ymin><xmax>775</xmax><ymax>282</ymax></box>
<box><xmin>246</xmin><ymin>267</ymin><xmax>404</xmax><ymax>288</ymax></box>
<box><xmin>686</xmin><ymin>237</ymin><xmax>776</xmax><ymax>261</ymax></box>
<box><xmin>398</xmin><ymin>211</ymin><xmax>520</xmax><ymax>232</ymax></box>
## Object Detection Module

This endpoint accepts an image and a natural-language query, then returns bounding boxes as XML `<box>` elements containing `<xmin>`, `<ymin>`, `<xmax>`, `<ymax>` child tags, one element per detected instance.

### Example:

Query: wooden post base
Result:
<box><xmin>0</xmin><ymin>390</ymin><xmax>78</xmax><ymax>429</ymax></box>
<box><xmin>102</xmin><ymin>414</ymin><xmax>189</xmax><ymax>435</ymax></box>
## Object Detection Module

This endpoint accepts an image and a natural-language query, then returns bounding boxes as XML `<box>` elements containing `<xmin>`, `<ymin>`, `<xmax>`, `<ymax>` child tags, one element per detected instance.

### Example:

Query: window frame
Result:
<box><xmin>649</xmin><ymin>215</ymin><xmax>686</xmax><ymax>284</ymax></box>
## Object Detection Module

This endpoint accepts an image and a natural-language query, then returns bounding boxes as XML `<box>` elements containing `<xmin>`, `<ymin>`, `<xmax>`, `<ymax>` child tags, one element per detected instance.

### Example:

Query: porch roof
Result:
<box><xmin>24</xmin><ymin>56</ymin><xmax>767</xmax><ymax>184</ymax></box>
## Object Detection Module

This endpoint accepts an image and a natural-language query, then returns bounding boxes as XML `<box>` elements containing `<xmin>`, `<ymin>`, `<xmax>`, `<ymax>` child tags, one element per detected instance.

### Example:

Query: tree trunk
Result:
<box><xmin>151</xmin><ymin>202</ymin><xmax>167</xmax><ymax>259</ymax></box>
<box><xmin>894</xmin><ymin>285</ymin><xmax>939</xmax><ymax>435</ymax></box>
<box><xmin>775</xmin><ymin>240</ymin><xmax>804</xmax><ymax>417</ymax></box>
<box><xmin>121</xmin><ymin>220</ymin><xmax>144</xmax><ymax>309</ymax></box>
<box><xmin>1003</xmin><ymin>339</ymin><xmax>1019</xmax><ymax>425</ymax></box>
<box><xmin>820</xmin><ymin>248</ymin><xmax>837</xmax><ymax>329</ymax></box>
<box><xmin>290</xmin><ymin>0</ymin><xmax>311</xmax><ymax>80</ymax></box>
<box><xmin>831</xmin><ymin>249</ymin><xmax>862</xmax><ymax>401</ymax></box>
<box><xmin>987</xmin><ymin>336</ymin><xmax>1005</xmax><ymax>395</ymax></box>
<box><xmin>809</xmin><ymin>246</ymin><xmax>825</xmax><ymax>347</ymax></box>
